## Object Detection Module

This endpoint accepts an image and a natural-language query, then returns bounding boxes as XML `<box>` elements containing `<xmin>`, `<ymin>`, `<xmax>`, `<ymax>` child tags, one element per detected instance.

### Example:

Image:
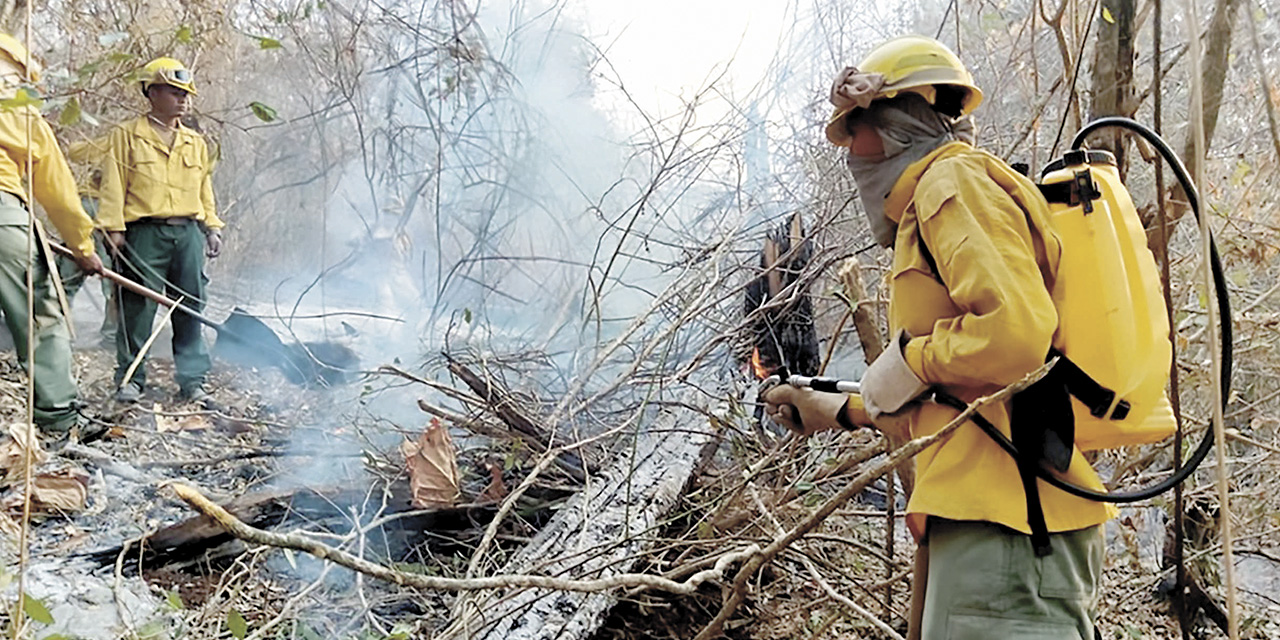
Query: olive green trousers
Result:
<box><xmin>57</xmin><ymin>197</ymin><xmax>116</xmax><ymax>343</ymax></box>
<box><xmin>922</xmin><ymin>518</ymin><xmax>1103</xmax><ymax>640</ymax></box>
<box><xmin>114</xmin><ymin>221</ymin><xmax>210</xmax><ymax>391</ymax></box>
<box><xmin>0</xmin><ymin>200</ymin><xmax>79</xmax><ymax>432</ymax></box>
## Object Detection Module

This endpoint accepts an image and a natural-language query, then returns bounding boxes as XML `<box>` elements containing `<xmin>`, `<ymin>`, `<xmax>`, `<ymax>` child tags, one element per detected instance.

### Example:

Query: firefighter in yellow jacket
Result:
<box><xmin>56</xmin><ymin>134</ymin><xmax>117</xmax><ymax>346</ymax></box>
<box><xmin>0</xmin><ymin>35</ymin><xmax>103</xmax><ymax>435</ymax></box>
<box><xmin>765</xmin><ymin>36</ymin><xmax>1117</xmax><ymax>639</ymax></box>
<box><xmin>98</xmin><ymin>57</ymin><xmax>223</xmax><ymax>405</ymax></box>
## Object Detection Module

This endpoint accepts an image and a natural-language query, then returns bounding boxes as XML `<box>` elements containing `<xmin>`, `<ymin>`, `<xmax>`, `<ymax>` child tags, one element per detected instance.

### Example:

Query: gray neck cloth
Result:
<box><xmin>845</xmin><ymin>93</ymin><xmax>975</xmax><ymax>247</ymax></box>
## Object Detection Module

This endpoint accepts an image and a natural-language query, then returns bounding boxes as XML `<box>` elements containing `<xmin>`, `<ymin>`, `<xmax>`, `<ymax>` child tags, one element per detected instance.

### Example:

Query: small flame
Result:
<box><xmin>750</xmin><ymin>347</ymin><xmax>770</xmax><ymax>380</ymax></box>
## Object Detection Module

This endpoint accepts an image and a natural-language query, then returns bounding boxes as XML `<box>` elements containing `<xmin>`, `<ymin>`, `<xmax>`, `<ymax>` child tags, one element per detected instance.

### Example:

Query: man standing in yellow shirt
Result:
<box><xmin>0</xmin><ymin>35</ymin><xmax>103</xmax><ymax>437</ymax></box>
<box><xmin>98</xmin><ymin>57</ymin><xmax>222</xmax><ymax>405</ymax></box>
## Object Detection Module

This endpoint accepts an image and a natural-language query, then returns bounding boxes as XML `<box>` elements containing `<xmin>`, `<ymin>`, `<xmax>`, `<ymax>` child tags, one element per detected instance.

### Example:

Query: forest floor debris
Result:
<box><xmin>0</xmin><ymin>346</ymin><xmax>1273</xmax><ymax>639</ymax></box>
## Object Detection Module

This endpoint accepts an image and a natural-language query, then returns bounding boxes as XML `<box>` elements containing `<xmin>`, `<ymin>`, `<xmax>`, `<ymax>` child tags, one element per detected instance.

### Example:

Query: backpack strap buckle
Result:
<box><xmin>1073</xmin><ymin>169</ymin><xmax>1099</xmax><ymax>214</ymax></box>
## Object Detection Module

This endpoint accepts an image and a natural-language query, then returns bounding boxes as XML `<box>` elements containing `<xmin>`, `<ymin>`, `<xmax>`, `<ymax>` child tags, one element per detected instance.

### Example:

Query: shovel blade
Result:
<box><xmin>214</xmin><ymin>308</ymin><xmax>358</xmax><ymax>387</ymax></box>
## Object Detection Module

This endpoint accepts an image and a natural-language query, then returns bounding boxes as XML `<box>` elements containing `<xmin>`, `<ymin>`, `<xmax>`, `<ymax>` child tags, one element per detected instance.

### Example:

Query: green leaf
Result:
<box><xmin>176</xmin><ymin>24</ymin><xmax>193</xmax><ymax>44</ymax></box>
<box><xmin>22</xmin><ymin>593</ymin><xmax>54</xmax><ymax>624</ymax></box>
<box><xmin>256</xmin><ymin>36</ymin><xmax>283</xmax><ymax>50</ymax></box>
<box><xmin>1102</xmin><ymin>6</ymin><xmax>1115</xmax><ymax>23</ymax></box>
<box><xmin>59</xmin><ymin>96</ymin><xmax>81</xmax><ymax>126</ymax></box>
<box><xmin>164</xmin><ymin>589</ymin><xmax>185</xmax><ymax>610</ymax></box>
<box><xmin>1</xmin><ymin>87</ymin><xmax>43</xmax><ymax>110</ymax></box>
<box><xmin>387</xmin><ymin>622</ymin><xmax>414</xmax><ymax>639</ymax></box>
<box><xmin>227</xmin><ymin>608</ymin><xmax>248</xmax><ymax>638</ymax></box>
<box><xmin>107</xmin><ymin>51</ymin><xmax>135</xmax><ymax>63</ymax></box>
<box><xmin>1</xmin><ymin>87</ymin><xmax>42</xmax><ymax>110</ymax></box>
<box><xmin>136</xmin><ymin>619</ymin><xmax>167</xmax><ymax>640</ymax></box>
<box><xmin>463</xmin><ymin>308</ymin><xmax>472</xmax><ymax>324</ymax></box>
<box><xmin>248</xmin><ymin>101</ymin><xmax>278</xmax><ymax>122</ymax></box>
<box><xmin>796</xmin><ymin>481</ymin><xmax>815</xmax><ymax>493</ymax></box>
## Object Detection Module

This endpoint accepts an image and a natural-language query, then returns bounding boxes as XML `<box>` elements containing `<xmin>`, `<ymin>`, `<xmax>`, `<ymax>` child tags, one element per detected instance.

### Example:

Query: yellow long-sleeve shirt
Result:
<box><xmin>883</xmin><ymin>142</ymin><xmax>1118</xmax><ymax>540</ymax></box>
<box><xmin>0</xmin><ymin>105</ymin><xmax>95</xmax><ymax>257</ymax></box>
<box><xmin>97</xmin><ymin>116</ymin><xmax>221</xmax><ymax>232</ymax></box>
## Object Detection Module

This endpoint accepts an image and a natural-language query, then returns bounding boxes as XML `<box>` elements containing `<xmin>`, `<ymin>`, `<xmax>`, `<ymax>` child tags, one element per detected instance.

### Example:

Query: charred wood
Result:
<box><xmin>440</xmin><ymin>403</ymin><xmax>717</xmax><ymax>640</ymax></box>
<box><xmin>79</xmin><ymin>483</ymin><xmax>568</xmax><ymax>575</ymax></box>
<box><xmin>743</xmin><ymin>213</ymin><xmax>820</xmax><ymax>377</ymax></box>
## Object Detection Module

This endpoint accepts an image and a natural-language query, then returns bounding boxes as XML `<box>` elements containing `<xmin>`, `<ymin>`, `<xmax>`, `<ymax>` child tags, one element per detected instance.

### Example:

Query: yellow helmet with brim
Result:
<box><xmin>826</xmin><ymin>35</ymin><xmax>982</xmax><ymax>147</ymax></box>
<box><xmin>0</xmin><ymin>34</ymin><xmax>40</xmax><ymax>83</ymax></box>
<box><xmin>140</xmin><ymin>57</ymin><xmax>196</xmax><ymax>96</ymax></box>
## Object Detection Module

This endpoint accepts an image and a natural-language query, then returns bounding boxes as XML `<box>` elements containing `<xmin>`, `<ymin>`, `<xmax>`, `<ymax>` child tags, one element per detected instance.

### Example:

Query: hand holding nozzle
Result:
<box><xmin>761</xmin><ymin>370</ymin><xmax>867</xmax><ymax>436</ymax></box>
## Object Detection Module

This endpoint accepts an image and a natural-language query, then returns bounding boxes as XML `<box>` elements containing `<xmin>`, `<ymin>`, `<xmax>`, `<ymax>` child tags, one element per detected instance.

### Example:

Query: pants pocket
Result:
<box><xmin>1038</xmin><ymin>527</ymin><xmax>1102</xmax><ymax>600</ymax></box>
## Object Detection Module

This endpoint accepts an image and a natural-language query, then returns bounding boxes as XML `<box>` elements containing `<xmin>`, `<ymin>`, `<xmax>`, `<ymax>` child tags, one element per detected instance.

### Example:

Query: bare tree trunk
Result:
<box><xmin>1179</xmin><ymin>0</ymin><xmax>1243</xmax><ymax>181</ymax></box>
<box><xmin>1144</xmin><ymin>0</ymin><xmax>1243</xmax><ymax>232</ymax></box>
<box><xmin>1086</xmin><ymin>0</ymin><xmax>1137</xmax><ymax>175</ymax></box>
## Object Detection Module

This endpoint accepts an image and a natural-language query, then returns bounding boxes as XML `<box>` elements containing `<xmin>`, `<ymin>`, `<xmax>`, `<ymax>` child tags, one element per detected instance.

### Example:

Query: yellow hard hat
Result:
<box><xmin>140</xmin><ymin>57</ymin><xmax>196</xmax><ymax>95</ymax></box>
<box><xmin>0</xmin><ymin>34</ymin><xmax>40</xmax><ymax>83</ymax></box>
<box><xmin>826</xmin><ymin>35</ymin><xmax>982</xmax><ymax>146</ymax></box>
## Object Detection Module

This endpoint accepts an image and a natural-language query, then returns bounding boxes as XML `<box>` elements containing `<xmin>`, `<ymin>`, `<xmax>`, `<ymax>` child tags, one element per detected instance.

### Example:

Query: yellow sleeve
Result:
<box><xmin>66</xmin><ymin>135</ymin><xmax>109</xmax><ymax>165</ymax></box>
<box><xmin>905</xmin><ymin>161</ymin><xmax>1057</xmax><ymax>389</ymax></box>
<box><xmin>845</xmin><ymin>393</ymin><xmax>871</xmax><ymax>426</ymax></box>
<box><xmin>197</xmin><ymin>138</ymin><xmax>221</xmax><ymax>229</ymax></box>
<box><xmin>199</xmin><ymin>167</ymin><xmax>221</xmax><ymax>229</ymax></box>
<box><xmin>29</xmin><ymin>115</ymin><xmax>94</xmax><ymax>256</ymax></box>
<box><xmin>96</xmin><ymin>126</ymin><xmax>130</xmax><ymax>232</ymax></box>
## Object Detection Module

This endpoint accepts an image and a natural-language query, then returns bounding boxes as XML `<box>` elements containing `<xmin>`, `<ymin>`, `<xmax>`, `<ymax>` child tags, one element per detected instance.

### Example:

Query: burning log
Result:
<box><xmin>743</xmin><ymin>212</ymin><xmax>820</xmax><ymax>378</ymax></box>
<box><xmin>439</xmin><ymin>402</ymin><xmax>718</xmax><ymax>640</ymax></box>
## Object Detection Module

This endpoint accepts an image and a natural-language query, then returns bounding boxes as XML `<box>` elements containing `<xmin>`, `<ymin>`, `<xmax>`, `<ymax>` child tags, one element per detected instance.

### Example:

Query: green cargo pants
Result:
<box><xmin>922</xmin><ymin>518</ymin><xmax>1103</xmax><ymax>640</ymax></box>
<box><xmin>114</xmin><ymin>220</ymin><xmax>210</xmax><ymax>392</ymax></box>
<box><xmin>57</xmin><ymin>197</ymin><xmax>117</xmax><ymax>344</ymax></box>
<box><xmin>0</xmin><ymin>198</ymin><xmax>80</xmax><ymax>432</ymax></box>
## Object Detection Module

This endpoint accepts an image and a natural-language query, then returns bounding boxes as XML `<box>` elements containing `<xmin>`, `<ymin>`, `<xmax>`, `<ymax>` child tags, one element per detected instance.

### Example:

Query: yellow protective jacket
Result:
<box><xmin>883</xmin><ymin>141</ymin><xmax>1117</xmax><ymax>540</ymax></box>
<box><xmin>97</xmin><ymin>116</ymin><xmax>221</xmax><ymax>232</ymax></box>
<box><xmin>0</xmin><ymin>105</ymin><xmax>95</xmax><ymax>257</ymax></box>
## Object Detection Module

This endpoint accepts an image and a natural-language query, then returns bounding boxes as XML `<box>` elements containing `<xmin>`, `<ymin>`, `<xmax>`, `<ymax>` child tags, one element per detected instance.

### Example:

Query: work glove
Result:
<box><xmin>861</xmin><ymin>329</ymin><xmax>929</xmax><ymax>421</ymax></box>
<box><xmin>205</xmin><ymin>230</ymin><xmax>223</xmax><ymax>258</ymax></box>
<box><xmin>762</xmin><ymin>386</ymin><xmax>868</xmax><ymax>437</ymax></box>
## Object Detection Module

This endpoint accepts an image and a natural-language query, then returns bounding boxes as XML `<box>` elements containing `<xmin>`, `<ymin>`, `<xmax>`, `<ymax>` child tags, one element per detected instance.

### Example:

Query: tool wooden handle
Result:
<box><xmin>48</xmin><ymin>242</ymin><xmax>223</xmax><ymax>330</ymax></box>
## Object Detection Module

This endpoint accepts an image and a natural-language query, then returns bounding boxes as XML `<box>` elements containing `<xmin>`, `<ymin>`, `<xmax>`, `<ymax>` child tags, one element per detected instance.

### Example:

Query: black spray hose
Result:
<box><xmin>941</xmin><ymin>117</ymin><xmax>1229</xmax><ymax>503</ymax></box>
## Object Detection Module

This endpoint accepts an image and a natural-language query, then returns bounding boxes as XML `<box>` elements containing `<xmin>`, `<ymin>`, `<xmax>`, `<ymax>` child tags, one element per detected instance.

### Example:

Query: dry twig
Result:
<box><xmin>169</xmin><ymin>482</ymin><xmax>758</xmax><ymax>596</ymax></box>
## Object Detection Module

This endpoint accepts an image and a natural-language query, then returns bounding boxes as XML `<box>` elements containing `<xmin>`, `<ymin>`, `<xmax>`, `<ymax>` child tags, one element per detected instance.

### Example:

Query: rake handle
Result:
<box><xmin>49</xmin><ymin>242</ymin><xmax>224</xmax><ymax>331</ymax></box>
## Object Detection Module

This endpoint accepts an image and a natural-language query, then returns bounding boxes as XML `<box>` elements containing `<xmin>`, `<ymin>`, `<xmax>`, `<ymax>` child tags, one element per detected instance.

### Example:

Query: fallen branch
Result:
<box><xmin>169</xmin><ymin>481</ymin><xmax>755</xmax><ymax>595</ymax></box>
<box><xmin>444</xmin><ymin>354</ymin><xmax>589</xmax><ymax>481</ymax></box>
<box><xmin>693</xmin><ymin>360</ymin><xmax>1057</xmax><ymax>640</ymax></box>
